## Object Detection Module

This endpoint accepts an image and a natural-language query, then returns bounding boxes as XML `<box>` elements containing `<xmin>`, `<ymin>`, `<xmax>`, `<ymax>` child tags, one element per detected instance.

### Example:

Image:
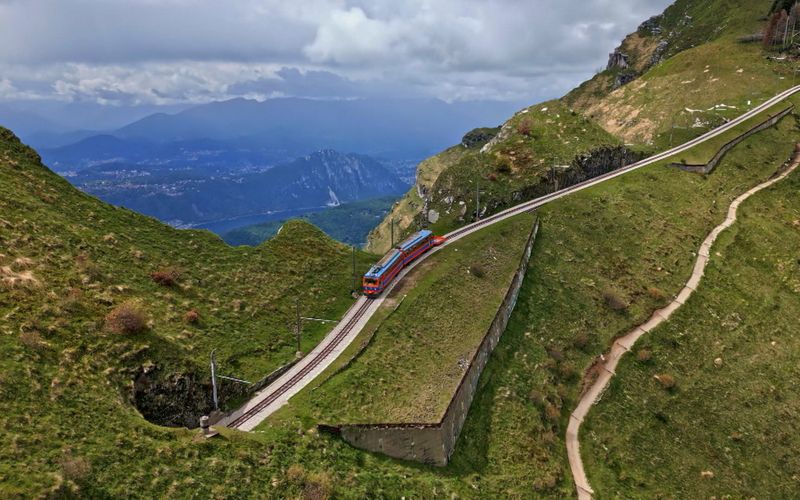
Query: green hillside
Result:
<box><xmin>367</xmin><ymin>0</ymin><xmax>794</xmax><ymax>253</ymax></box>
<box><xmin>582</xmin><ymin>161</ymin><xmax>800</xmax><ymax>496</ymax></box>
<box><xmin>2</xmin><ymin>88</ymin><xmax>798</xmax><ymax>500</ymax></box>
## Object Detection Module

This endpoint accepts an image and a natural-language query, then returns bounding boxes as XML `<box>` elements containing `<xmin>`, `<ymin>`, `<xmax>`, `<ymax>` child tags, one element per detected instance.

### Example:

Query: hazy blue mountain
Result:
<box><xmin>112</xmin><ymin>97</ymin><xmax>523</xmax><ymax>159</ymax></box>
<box><xmin>75</xmin><ymin>149</ymin><xmax>408</xmax><ymax>227</ymax></box>
<box><xmin>41</xmin><ymin>135</ymin><xmax>290</xmax><ymax>173</ymax></box>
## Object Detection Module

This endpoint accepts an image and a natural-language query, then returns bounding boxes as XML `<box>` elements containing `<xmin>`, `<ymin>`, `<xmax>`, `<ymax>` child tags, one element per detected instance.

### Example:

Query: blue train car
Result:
<box><xmin>362</xmin><ymin>230</ymin><xmax>444</xmax><ymax>296</ymax></box>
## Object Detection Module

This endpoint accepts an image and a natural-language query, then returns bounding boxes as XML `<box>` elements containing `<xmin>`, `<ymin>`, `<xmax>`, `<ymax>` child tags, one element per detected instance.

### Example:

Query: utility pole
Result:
<box><xmin>351</xmin><ymin>245</ymin><xmax>357</xmax><ymax>294</ymax></box>
<box><xmin>210</xmin><ymin>350</ymin><xmax>219</xmax><ymax>411</ymax></box>
<box><xmin>475</xmin><ymin>179</ymin><xmax>480</xmax><ymax>220</ymax></box>
<box><xmin>295</xmin><ymin>297</ymin><xmax>301</xmax><ymax>354</ymax></box>
<box><xmin>390</xmin><ymin>218</ymin><xmax>395</xmax><ymax>248</ymax></box>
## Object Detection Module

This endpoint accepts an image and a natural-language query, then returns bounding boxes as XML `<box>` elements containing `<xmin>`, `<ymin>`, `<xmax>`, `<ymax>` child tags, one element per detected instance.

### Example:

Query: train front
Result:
<box><xmin>362</xmin><ymin>266</ymin><xmax>383</xmax><ymax>297</ymax></box>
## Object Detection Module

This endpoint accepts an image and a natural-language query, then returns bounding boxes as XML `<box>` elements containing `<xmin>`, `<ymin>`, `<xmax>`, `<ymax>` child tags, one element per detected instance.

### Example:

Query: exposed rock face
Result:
<box><xmin>133</xmin><ymin>366</ymin><xmax>212</xmax><ymax>428</ymax></box>
<box><xmin>461</xmin><ymin>127</ymin><xmax>500</xmax><ymax>149</ymax></box>
<box><xmin>650</xmin><ymin>40</ymin><xmax>669</xmax><ymax>66</ymax></box>
<box><xmin>516</xmin><ymin>146</ymin><xmax>646</xmax><ymax>203</ymax></box>
<box><xmin>613</xmin><ymin>71</ymin><xmax>638</xmax><ymax>89</ymax></box>
<box><xmin>132</xmin><ymin>365</ymin><xmax>251</xmax><ymax>428</ymax></box>
<box><xmin>607</xmin><ymin>50</ymin><xmax>630</xmax><ymax>70</ymax></box>
<box><xmin>639</xmin><ymin>15</ymin><xmax>663</xmax><ymax>35</ymax></box>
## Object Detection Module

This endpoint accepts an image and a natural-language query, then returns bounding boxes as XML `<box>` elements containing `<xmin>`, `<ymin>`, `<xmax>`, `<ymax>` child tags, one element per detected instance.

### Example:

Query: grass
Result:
<box><xmin>2</xmin><ymin>95</ymin><xmax>798</xmax><ymax>497</ymax></box>
<box><xmin>263</xmin><ymin>213</ymin><xmax>535</xmax><ymax>428</ymax></box>
<box><xmin>0</xmin><ymin>135</ymin><xmax>377</xmax><ymax>383</ymax></box>
<box><xmin>581</xmin><ymin>155</ymin><xmax>800</xmax><ymax>497</ymax></box>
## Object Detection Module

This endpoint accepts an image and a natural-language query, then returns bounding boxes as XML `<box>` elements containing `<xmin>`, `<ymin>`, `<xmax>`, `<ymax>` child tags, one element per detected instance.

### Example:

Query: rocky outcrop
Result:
<box><xmin>516</xmin><ymin>145</ymin><xmax>645</xmax><ymax>203</ymax></box>
<box><xmin>132</xmin><ymin>364</ymin><xmax>252</xmax><ymax>428</ymax></box>
<box><xmin>607</xmin><ymin>50</ymin><xmax>630</xmax><ymax>70</ymax></box>
<box><xmin>613</xmin><ymin>71</ymin><xmax>638</xmax><ymax>89</ymax></box>
<box><xmin>639</xmin><ymin>15</ymin><xmax>663</xmax><ymax>36</ymax></box>
<box><xmin>461</xmin><ymin>127</ymin><xmax>500</xmax><ymax>149</ymax></box>
<box><xmin>132</xmin><ymin>365</ymin><xmax>213</xmax><ymax>428</ymax></box>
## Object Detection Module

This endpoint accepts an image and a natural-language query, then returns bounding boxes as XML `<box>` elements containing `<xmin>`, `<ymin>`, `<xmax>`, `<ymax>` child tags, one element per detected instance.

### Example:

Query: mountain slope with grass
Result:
<box><xmin>367</xmin><ymin>0</ymin><xmax>796</xmax><ymax>253</ymax></box>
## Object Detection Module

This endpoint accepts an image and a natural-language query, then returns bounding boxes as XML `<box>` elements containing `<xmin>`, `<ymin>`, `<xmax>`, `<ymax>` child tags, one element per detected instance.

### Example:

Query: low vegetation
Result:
<box><xmin>266</xmin><ymin>213</ymin><xmax>535</xmax><ymax>426</ymax></box>
<box><xmin>582</xmin><ymin>154</ymin><xmax>800</xmax><ymax>497</ymax></box>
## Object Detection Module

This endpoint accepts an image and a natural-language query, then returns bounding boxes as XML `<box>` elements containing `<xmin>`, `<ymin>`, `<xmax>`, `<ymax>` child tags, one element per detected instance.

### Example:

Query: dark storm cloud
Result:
<box><xmin>0</xmin><ymin>0</ymin><xmax>673</xmax><ymax>104</ymax></box>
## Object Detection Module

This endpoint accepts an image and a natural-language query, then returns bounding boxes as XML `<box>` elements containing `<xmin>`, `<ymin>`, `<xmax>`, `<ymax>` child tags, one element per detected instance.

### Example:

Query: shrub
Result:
<box><xmin>544</xmin><ymin>403</ymin><xmax>561</xmax><ymax>423</ymax></box>
<box><xmin>303</xmin><ymin>472</ymin><xmax>332</xmax><ymax>500</ymax></box>
<box><xmin>496</xmin><ymin>157</ymin><xmax>513</xmax><ymax>174</ymax></box>
<box><xmin>655</xmin><ymin>373</ymin><xmax>676</xmax><ymax>390</ymax></box>
<box><xmin>105</xmin><ymin>302</ymin><xmax>147</xmax><ymax>334</ymax></box>
<box><xmin>150</xmin><ymin>268</ymin><xmax>181</xmax><ymax>287</ymax></box>
<box><xmin>646</xmin><ymin>286</ymin><xmax>666</xmax><ymax>300</ymax></box>
<box><xmin>487</xmin><ymin>172</ymin><xmax>498</xmax><ymax>182</ymax></box>
<box><xmin>60</xmin><ymin>455</ymin><xmax>91</xmax><ymax>482</ymax></box>
<box><xmin>636</xmin><ymin>349</ymin><xmax>652</xmax><ymax>362</ymax></box>
<box><xmin>469</xmin><ymin>264</ymin><xmax>486</xmax><ymax>278</ymax></box>
<box><xmin>572</xmin><ymin>332</ymin><xmax>590</xmax><ymax>350</ymax></box>
<box><xmin>286</xmin><ymin>464</ymin><xmax>305</xmax><ymax>483</ymax></box>
<box><xmin>19</xmin><ymin>330</ymin><xmax>46</xmax><ymax>350</ymax></box>
<box><xmin>558</xmin><ymin>362</ymin><xmax>578</xmax><ymax>381</ymax></box>
<box><xmin>516</xmin><ymin>117</ymin><xmax>533</xmax><ymax>136</ymax></box>
<box><xmin>184</xmin><ymin>309</ymin><xmax>200</xmax><ymax>324</ymax></box>
<box><xmin>603</xmin><ymin>288</ymin><xmax>629</xmax><ymax>311</ymax></box>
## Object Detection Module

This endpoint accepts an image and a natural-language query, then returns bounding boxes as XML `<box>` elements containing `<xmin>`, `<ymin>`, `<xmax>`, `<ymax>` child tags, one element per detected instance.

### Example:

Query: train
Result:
<box><xmin>362</xmin><ymin>230</ymin><xmax>446</xmax><ymax>296</ymax></box>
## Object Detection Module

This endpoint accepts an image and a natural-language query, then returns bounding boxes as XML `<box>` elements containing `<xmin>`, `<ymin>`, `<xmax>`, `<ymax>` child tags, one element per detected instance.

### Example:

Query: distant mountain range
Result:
<box><xmin>33</xmin><ymin>97</ymin><xmax>522</xmax><ymax>172</ymax></box>
<box><xmin>74</xmin><ymin>149</ymin><xmax>408</xmax><ymax>228</ymax></box>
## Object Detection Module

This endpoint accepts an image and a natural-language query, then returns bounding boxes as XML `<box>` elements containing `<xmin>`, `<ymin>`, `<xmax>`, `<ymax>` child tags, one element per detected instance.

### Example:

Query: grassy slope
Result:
<box><xmin>366</xmin><ymin>146</ymin><xmax>468</xmax><ymax>254</ymax></box>
<box><xmin>2</xmin><ymin>98</ymin><xmax>797</xmax><ymax>498</ymax></box>
<box><xmin>223</xmin><ymin>196</ymin><xmax>396</xmax><ymax>247</ymax></box>
<box><xmin>571</xmin><ymin>0</ymin><xmax>795</xmax><ymax>149</ymax></box>
<box><xmin>266</xmin><ymin>213</ymin><xmax>535</xmax><ymax>427</ymax></box>
<box><xmin>581</xmin><ymin>163</ymin><xmax>800</xmax><ymax>494</ymax></box>
<box><xmin>0</xmin><ymin>127</ymin><xmax>376</xmax><ymax>496</ymax></box>
<box><xmin>369</xmin><ymin>0</ymin><xmax>789</xmax><ymax>253</ymax></box>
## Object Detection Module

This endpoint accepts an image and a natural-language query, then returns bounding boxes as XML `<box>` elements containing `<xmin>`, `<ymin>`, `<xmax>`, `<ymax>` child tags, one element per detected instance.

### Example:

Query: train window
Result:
<box><xmin>364</xmin><ymin>278</ymin><xmax>378</xmax><ymax>286</ymax></box>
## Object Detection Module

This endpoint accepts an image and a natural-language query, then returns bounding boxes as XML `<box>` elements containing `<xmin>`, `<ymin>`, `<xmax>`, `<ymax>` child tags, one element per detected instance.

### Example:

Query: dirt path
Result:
<box><xmin>565</xmin><ymin>148</ymin><xmax>800</xmax><ymax>499</ymax></box>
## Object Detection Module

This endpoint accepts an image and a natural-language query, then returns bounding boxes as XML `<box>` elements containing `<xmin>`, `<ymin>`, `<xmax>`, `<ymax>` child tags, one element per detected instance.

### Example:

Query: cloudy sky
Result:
<box><xmin>0</xmin><ymin>0</ymin><xmax>672</xmax><ymax>108</ymax></box>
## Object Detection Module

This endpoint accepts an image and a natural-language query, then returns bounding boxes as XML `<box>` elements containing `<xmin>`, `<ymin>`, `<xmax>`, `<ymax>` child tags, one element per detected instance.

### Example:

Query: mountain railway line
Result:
<box><xmin>220</xmin><ymin>85</ymin><xmax>800</xmax><ymax>434</ymax></box>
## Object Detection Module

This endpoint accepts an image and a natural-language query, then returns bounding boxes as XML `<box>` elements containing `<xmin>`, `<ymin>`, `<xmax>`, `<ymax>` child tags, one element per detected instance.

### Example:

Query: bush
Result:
<box><xmin>286</xmin><ymin>464</ymin><xmax>305</xmax><ymax>483</ymax></box>
<box><xmin>603</xmin><ymin>288</ymin><xmax>629</xmax><ymax>311</ymax></box>
<box><xmin>303</xmin><ymin>472</ymin><xmax>332</xmax><ymax>500</ymax></box>
<box><xmin>19</xmin><ymin>330</ymin><xmax>46</xmax><ymax>350</ymax></box>
<box><xmin>105</xmin><ymin>301</ymin><xmax>147</xmax><ymax>334</ymax></box>
<box><xmin>469</xmin><ymin>264</ymin><xmax>486</xmax><ymax>278</ymax></box>
<box><xmin>646</xmin><ymin>286</ymin><xmax>666</xmax><ymax>300</ymax></box>
<box><xmin>636</xmin><ymin>349</ymin><xmax>652</xmax><ymax>362</ymax></box>
<box><xmin>487</xmin><ymin>172</ymin><xmax>498</xmax><ymax>182</ymax></box>
<box><xmin>655</xmin><ymin>373</ymin><xmax>676</xmax><ymax>390</ymax></box>
<box><xmin>184</xmin><ymin>309</ymin><xmax>200</xmax><ymax>324</ymax></box>
<box><xmin>516</xmin><ymin>118</ymin><xmax>533</xmax><ymax>136</ymax></box>
<box><xmin>60</xmin><ymin>455</ymin><xmax>91</xmax><ymax>482</ymax></box>
<box><xmin>572</xmin><ymin>332</ymin><xmax>590</xmax><ymax>350</ymax></box>
<box><xmin>149</xmin><ymin>267</ymin><xmax>181</xmax><ymax>287</ymax></box>
<box><xmin>496</xmin><ymin>157</ymin><xmax>513</xmax><ymax>174</ymax></box>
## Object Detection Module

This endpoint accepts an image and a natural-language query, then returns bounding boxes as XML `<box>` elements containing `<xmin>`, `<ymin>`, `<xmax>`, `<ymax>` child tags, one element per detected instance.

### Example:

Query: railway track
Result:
<box><xmin>222</xmin><ymin>84</ymin><xmax>800</xmax><ymax>432</ymax></box>
<box><xmin>227</xmin><ymin>298</ymin><xmax>373</xmax><ymax>429</ymax></box>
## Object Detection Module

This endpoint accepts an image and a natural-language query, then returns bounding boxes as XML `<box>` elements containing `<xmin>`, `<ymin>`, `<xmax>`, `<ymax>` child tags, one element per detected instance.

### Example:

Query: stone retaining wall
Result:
<box><xmin>670</xmin><ymin>105</ymin><xmax>795</xmax><ymax>174</ymax></box>
<box><xmin>321</xmin><ymin>217</ymin><xmax>540</xmax><ymax>466</ymax></box>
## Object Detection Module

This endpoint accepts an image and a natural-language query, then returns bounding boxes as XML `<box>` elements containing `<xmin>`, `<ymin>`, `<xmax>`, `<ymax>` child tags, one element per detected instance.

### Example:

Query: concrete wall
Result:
<box><xmin>324</xmin><ymin>218</ymin><xmax>540</xmax><ymax>466</ymax></box>
<box><xmin>671</xmin><ymin>105</ymin><xmax>795</xmax><ymax>174</ymax></box>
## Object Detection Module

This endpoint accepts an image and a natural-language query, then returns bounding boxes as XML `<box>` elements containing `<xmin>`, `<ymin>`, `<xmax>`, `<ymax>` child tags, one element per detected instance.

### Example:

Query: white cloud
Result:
<box><xmin>0</xmin><ymin>0</ymin><xmax>673</xmax><ymax>105</ymax></box>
